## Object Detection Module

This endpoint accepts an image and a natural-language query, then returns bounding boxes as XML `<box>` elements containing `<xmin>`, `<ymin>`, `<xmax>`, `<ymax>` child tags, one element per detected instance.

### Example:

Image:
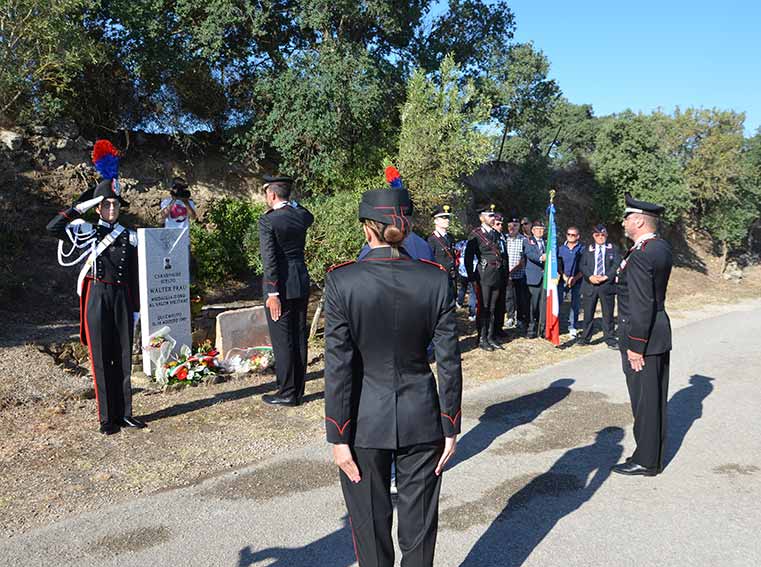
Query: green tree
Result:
<box><xmin>591</xmin><ymin>112</ymin><xmax>690</xmax><ymax>224</ymax></box>
<box><xmin>397</xmin><ymin>54</ymin><xmax>492</xmax><ymax>221</ymax></box>
<box><xmin>0</xmin><ymin>0</ymin><xmax>103</xmax><ymax>123</ymax></box>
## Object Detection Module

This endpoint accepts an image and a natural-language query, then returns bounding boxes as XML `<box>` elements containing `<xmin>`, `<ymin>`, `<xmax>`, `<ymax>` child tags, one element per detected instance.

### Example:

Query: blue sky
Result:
<box><xmin>504</xmin><ymin>0</ymin><xmax>760</xmax><ymax>135</ymax></box>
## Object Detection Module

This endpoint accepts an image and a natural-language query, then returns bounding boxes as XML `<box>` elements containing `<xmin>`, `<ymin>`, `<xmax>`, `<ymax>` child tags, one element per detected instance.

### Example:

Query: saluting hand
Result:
<box><xmin>333</xmin><ymin>444</ymin><xmax>361</xmax><ymax>483</ymax></box>
<box><xmin>266</xmin><ymin>295</ymin><xmax>281</xmax><ymax>321</ymax></box>
<box><xmin>435</xmin><ymin>436</ymin><xmax>457</xmax><ymax>476</ymax></box>
<box><xmin>627</xmin><ymin>349</ymin><xmax>645</xmax><ymax>372</ymax></box>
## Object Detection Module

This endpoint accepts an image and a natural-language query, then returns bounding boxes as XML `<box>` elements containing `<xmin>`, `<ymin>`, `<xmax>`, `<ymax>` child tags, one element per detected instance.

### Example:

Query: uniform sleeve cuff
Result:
<box><xmin>441</xmin><ymin>410</ymin><xmax>462</xmax><ymax>436</ymax></box>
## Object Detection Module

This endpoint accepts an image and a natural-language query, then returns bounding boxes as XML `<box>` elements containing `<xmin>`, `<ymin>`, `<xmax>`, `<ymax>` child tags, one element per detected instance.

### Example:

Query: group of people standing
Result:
<box><xmin>47</xmin><ymin>146</ymin><xmax>673</xmax><ymax>566</ymax></box>
<box><xmin>425</xmin><ymin>204</ymin><xmax>627</xmax><ymax>352</ymax></box>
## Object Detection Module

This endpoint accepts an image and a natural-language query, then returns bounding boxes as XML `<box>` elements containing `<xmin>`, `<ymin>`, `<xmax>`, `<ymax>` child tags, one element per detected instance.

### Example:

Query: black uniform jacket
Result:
<box><xmin>258</xmin><ymin>203</ymin><xmax>314</xmax><ymax>299</ymax></box>
<box><xmin>427</xmin><ymin>231</ymin><xmax>456</xmax><ymax>276</ymax></box>
<box><xmin>616</xmin><ymin>237</ymin><xmax>672</xmax><ymax>356</ymax></box>
<box><xmin>47</xmin><ymin>207</ymin><xmax>139</xmax><ymax>344</ymax></box>
<box><xmin>464</xmin><ymin>227</ymin><xmax>506</xmax><ymax>287</ymax></box>
<box><xmin>579</xmin><ymin>242</ymin><xmax>621</xmax><ymax>294</ymax></box>
<box><xmin>323</xmin><ymin>247</ymin><xmax>463</xmax><ymax>449</ymax></box>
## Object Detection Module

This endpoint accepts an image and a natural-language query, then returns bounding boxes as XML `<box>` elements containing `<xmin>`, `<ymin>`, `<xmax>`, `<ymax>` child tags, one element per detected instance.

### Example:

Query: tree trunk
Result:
<box><xmin>309</xmin><ymin>296</ymin><xmax>324</xmax><ymax>339</ymax></box>
<box><xmin>719</xmin><ymin>240</ymin><xmax>728</xmax><ymax>275</ymax></box>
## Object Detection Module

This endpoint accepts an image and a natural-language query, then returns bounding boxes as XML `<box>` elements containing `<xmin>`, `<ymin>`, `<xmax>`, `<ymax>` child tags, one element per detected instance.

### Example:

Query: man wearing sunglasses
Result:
<box><xmin>47</xmin><ymin>179</ymin><xmax>145</xmax><ymax>434</ymax></box>
<box><xmin>557</xmin><ymin>226</ymin><xmax>584</xmax><ymax>338</ymax></box>
<box><xmin>578</xmin><ymin>224</ymin><xmax>621</xmax><ymax>348</ymax></box>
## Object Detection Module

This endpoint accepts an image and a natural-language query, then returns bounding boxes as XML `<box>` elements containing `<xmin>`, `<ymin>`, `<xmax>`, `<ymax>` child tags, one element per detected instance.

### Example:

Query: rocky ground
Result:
<box><xmin>1</xmin><ymin>264</ymin><xmax>760</xmax><ymax>539</ymax></box>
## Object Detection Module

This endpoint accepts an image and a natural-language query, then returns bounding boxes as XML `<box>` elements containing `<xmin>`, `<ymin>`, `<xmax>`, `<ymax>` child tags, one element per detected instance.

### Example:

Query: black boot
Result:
<box><xmin>487</xmin><ymin>315</ymin><xmax>504</xmax><ymax>350</ymax></box>
<box><xmin>478</xmin><ymin>318</ymin><xmax>494</xmax><ymax>351</ymax></box>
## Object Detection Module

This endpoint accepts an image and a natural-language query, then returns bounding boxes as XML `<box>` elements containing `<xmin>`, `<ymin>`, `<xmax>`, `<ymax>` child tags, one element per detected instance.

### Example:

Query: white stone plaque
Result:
<box><xmin>138</xmin><ymin>227</ymin><xmax>192</xmax><ymax>375</ymax></box>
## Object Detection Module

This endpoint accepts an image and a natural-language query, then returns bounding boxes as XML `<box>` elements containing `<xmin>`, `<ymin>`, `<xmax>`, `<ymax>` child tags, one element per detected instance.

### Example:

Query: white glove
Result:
<box><xmin>74</xmin><ymin>195</ymin><xmax>104</xmax><ymax>213</ymax></box>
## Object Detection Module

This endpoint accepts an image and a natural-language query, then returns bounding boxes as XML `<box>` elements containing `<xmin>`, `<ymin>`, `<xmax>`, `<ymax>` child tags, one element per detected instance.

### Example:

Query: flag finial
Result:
<box><xmin>549</xmin><ymin>189</ymin><xmax>556</xmax><ymax>204</ymax></box>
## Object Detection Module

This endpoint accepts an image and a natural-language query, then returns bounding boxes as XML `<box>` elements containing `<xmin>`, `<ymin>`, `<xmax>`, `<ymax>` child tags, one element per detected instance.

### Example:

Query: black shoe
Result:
<box><xmin>575</xmin><ymin>339</ymin><xmax>589</xmax><ymax>346</ymax></box>
<box><xmin>262</xmin><ymin>394</ymin><xmax>301</xmax><ymax>407</ymax></box>
<box><xmin>120</xmin><ymin>416</ymin><xmax>147</xmax><ymax>429</ymax></box>
<box><xmin>607</xmin><ymin>342</ymin><xmax>619</xmax><ymax>350</ymax></box>
<box><xmin>488</xmin><ymin>339</ymin><xmax>504</xmax><ymax>350</ymax></box>
<box><xmin>526</xmin><ymin>333</ymin><xmax>537</xmax><ymax>340</ymax></box>
<box><xmin>611</xmin><ymin>461</ymin><xmax>658</xmax><ymax>476</ymax></box>
<box><xmin>478</xmin><ymin>340</ymin><xmax>495</xmax><ymax>352</ymax></box>
<box><xmin>99</xmin><ymin>422</ymin><xmax>120</xmax><ymax>435</ymax></box>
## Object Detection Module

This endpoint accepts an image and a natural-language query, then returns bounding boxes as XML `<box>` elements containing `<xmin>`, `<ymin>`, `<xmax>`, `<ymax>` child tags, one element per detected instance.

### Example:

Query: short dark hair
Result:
<box><xmin>266</xmin><ymin>181</ymin><xmax>291</xmax><ymax>200</ymax></box>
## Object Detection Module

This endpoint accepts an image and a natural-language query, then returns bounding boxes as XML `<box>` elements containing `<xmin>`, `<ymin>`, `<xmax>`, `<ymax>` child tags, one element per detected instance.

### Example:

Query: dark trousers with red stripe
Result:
<box><xmin>84</xmin><ymin>282</ymin><xmax>134</xmax><ymax>425</ymax></box>
<box><xmin>620</xmin><ymin>350</ymin><xmax>670</xmax><ymax>469</ymax></box>
<box><xmin>340</xmin><ymin>441</ymin><xmax>444</xmax><ymax>567</ymax></box>
<box><xmin>265</xmin><ymin>294</ymin><xmax>309</xmax><ymax>400</ymax></box>
<box><xmin>476</xmin><ymin>282</ymin><xmax>500</xmax><ymax>341</ymax></box>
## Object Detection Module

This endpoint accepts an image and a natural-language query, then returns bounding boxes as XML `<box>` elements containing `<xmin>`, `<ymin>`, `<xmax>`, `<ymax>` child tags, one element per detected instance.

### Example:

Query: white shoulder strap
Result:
<box><xmin>76</xmin><ymin>224</ymin><xmax>125</xmax><ymax>296</ymax></box>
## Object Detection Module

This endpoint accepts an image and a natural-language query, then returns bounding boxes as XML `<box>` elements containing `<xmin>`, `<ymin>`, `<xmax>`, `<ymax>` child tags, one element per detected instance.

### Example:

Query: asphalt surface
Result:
<box><xmin>3</xmin><ymin>300</ymin><xmax>761</xmax><ymax>567</ymax></box>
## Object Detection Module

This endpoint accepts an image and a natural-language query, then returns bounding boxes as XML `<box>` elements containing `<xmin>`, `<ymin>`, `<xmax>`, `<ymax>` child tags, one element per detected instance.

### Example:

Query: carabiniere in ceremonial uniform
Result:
<box><xmin>465</xmin><ymin>204</ymin><xmax>507</xmax><ymax>351</ymax></box>
<box><xmin>612</xmin><ymin>193</ymin><xmax>673</xmax><ymax>476</ymax></box>
<box><xmin>258</xmin><ymin>175</ymin><xmax>314</xmax><ymax>407</ymax></box>
<box><xmin>47</xmin><ymin>173</ymin><xmax>146</xmax><ymax>435</ymax></box>
<box><xmin>427</xmin><ymin>204</ymin><xmax>457</xmax><ymax>290</ymax></box>
<box><xmin>324</xmin><ymin>182</ymin><xmax>462</xmax><ymax>567</ymax></box>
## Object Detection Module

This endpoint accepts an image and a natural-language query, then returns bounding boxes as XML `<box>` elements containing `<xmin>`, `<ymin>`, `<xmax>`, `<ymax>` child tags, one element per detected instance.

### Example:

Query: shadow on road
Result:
<box><xmin>237</xmin><ymin>515</ymin><xmax>356</xmax><ymax>567</ymax></box>
<box><xmin>448</xmin><ymin>379</ymin><xmax>574</xmax><ymax>470</ymax></box>
<box><xmin>664</xmin><ymin>374</ymin><xmax>715</xmax><ymax>469</ymax></box>
<box><xmin>459</xmin><ymin>426</ymin><xmax>624</xmax><ymax>567</ymax></box>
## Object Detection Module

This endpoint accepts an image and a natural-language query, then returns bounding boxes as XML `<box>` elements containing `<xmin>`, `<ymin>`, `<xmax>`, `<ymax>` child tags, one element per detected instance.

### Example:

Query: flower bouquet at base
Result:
<box><xmin>162</xmin><ymin>340</ymin><xmax>222</xmax><ymax>387</ymax></box>
<box><xmin>142</xmin><ymin>326</ymin><xmax>176</xmax><ymax>383</ymax></box>
<box><xmin>220</xmin><ymin>346</ymin><xmax>274</xmax><ymax>374</ymax></box>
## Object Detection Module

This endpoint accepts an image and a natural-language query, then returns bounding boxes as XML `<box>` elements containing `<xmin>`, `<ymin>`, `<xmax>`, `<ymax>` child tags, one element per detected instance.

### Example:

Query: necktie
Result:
<box><xmin>595</xmin><ymin>246</ymin><xmax>604</xmax><ymax>276</ymax></box>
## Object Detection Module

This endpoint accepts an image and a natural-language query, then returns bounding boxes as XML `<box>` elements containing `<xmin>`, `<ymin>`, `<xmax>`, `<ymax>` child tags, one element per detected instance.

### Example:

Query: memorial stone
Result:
<box><xmin>138</xmin><ymin>227</ymin><xmax>192</xmax><ymax>375</ymax></box>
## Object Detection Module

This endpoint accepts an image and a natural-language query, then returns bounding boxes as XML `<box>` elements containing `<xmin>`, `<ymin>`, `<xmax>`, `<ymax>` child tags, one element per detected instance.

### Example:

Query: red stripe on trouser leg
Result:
<box><xmin>474</xmin><ymin>283</ymin><xmax>483</xmax><ymax>319</ymax></box>
<box><xmin>349</xmin><ymin>516</ymin><xmax>360</xmax><ymax>566</ymax></box>
<box><xmin>82</xmin><ymin>291</ymin><xmax>101</xmax><ymax>423</ymax></box>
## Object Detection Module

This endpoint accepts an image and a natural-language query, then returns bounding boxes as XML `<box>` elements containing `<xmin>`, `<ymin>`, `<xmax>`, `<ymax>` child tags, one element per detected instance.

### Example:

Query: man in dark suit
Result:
<box><xmin>324</xmin><ymin>185</ymin><xmax>462</xmax><ymax>567</ymax></box>
<box><xmin>258</xmin><ymin>175</ymin><xmax>314</xmax><ymax>406</ymax></box>
<box><xmin>577</xmin><ymin>224</ymin><xmax>621</xmax><ymax>349</ymax></box>
<box><xmin>465</xmin><ymin>204</ymin><xmax>506</xmax><ymax>351</ymax></box>
<box><xmin>612</xmin><ymin>193</ymin><xmax>673</xmax><ymax>477</ymax></box>
<box><xmin>524</xmin><ymin>219</ymin><xmax>546</xmax><ymax>339</ymax></box>
<box><xmin>427</xmin><ymin>204</ymin><xmax>457</xmax><ymax>289</ymax></box>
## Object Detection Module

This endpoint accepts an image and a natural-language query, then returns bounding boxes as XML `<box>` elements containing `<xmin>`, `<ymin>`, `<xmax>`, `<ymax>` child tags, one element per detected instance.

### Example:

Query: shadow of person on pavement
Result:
<box><xmin>459</xmin><ymin>426</ymin><xmax>624</xmax><ymax>567</ymax></box>
<box><xmin>448</xmin><ymin>379</ymin><xmax>575</xmax><ymax>470</ymax></box>
<box><xmin>663</xmin><ymin>374</ymin><xmax>715</xmax><ymax>469</ymax></box>
<box><xmin>237</xmin><ymin>515</ymin><xmax>356</xmax><ymax>566</ymax></box>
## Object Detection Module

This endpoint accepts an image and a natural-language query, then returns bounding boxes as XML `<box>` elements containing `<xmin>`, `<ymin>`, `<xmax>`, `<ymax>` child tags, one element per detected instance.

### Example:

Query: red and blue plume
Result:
<box><xmin>92</xmin><ymin>140</ymin><xmax>120</xmax><ymax>180</ymax></box>
<box><xmin>385</xmin><ymin>165</ymin><xmax>404</xmax><ymax>190</ymax></box>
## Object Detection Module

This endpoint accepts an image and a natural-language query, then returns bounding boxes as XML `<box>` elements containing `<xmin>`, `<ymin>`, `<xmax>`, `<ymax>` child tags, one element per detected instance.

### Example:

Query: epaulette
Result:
<box><xmin>327</xmin><ymin>260</ymin><xmax>356</xmax><ymax>273</ymax></box>
<box><xmin>419</xmin><ymin>258</ymin><xmax>446</xmax><ymax>271</ymax></box>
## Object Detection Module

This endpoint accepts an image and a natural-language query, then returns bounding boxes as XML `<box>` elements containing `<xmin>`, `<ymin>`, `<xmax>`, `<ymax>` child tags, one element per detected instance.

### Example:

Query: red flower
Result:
<box><xmin>175</xmin><ymin>366</ymin><xmax>188</xmax><ymax>381</ymax></box>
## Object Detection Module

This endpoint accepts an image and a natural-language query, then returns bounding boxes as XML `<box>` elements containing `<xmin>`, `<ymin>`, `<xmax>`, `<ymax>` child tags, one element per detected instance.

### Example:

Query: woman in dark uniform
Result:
<box><xmin>323</xmin><ymin>186</ymin><xmax>463</xmax><ymax>567</ymax></box>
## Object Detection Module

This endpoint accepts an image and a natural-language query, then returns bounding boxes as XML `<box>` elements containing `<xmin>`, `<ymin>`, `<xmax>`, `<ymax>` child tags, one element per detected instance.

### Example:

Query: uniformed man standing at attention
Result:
<box><xmin>427</xmin><ymin>204</ymin><xmax>457</xmax><ymax>290</ymax></box>
<box><xmin>465</xmin><ymin>205</ymin><xmax>506</xmax><ymax>351</ymax></box>
<box><xmin>612</xmin><ymin>193</ymin><xmax>673</xmax><ymax>476</ymax></box>
<box><xmin>324</xmin><ymin>185</ymin><xmax>462</xmax><ymax>567</ymax></box>
<box><xmin>258</xmin><ymin>175</ymin><xmax>314</xmax><ymax>406</ymax></box>
<box><xmin>47</xmin><ymin>140</ymin><xmax>146</xmax><ymax>434</ymax></box>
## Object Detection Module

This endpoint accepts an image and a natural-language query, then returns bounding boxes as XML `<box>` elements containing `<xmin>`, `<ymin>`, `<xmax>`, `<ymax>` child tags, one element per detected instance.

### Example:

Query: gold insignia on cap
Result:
<box><xmin>490</xmin><ymin>204</ymin><xmax>495</xmax><ymax>212</ymax></box>
<box><xmin>443</xmin><ymin>205</ymin><xmax>450</xmax><ymax>213</ymax></box>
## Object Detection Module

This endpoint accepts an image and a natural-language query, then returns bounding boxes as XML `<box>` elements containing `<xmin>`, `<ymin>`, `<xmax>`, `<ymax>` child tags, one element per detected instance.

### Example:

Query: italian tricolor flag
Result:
<box><xmin>544</xmin><ymin>200</ymin><xmax>560</xmax><ymax>346</ymax></box>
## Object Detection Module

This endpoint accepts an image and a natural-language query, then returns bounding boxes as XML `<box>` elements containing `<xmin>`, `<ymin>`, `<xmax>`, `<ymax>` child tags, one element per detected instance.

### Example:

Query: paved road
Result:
<box><xmin>3</xmin><ymin>300</ymin><xmax>761</xmax><ymax>567</ymax></box>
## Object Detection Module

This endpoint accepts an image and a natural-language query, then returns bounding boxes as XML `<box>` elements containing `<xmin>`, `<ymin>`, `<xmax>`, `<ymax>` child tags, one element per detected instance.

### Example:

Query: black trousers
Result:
<box><xmin>581</xmin><ymin>287</ymin><xmax>616</xmax><ymax>343</ymax></box>
<box><xmin>476</xmin><ymin>281</ymin><xmax>501</xmax><ymax>340</ymax></box>
<box><xmin>83</xmin><ymin>281</ymin><xmax>133</xmax><ymax>425</ymax></box>
<box><xmin>265</xmin><ymin>295</ymin><xmax>309</xmax><ymax>399</ymax></box>
<box><xmin>340</xmin><ymin>442</ymin><xmax>444</xmax><ymax>567</ymax></box>
<box><xmin>527</xmin><ymin>284</ymin><xmax>545</xmax><ymax>337</ymax></box>
<box><xmin>494</xmin><ymin>279</ymin><xmax>508</xmax><ymax>332</ymax></box>
<box><xmin>620</xmin><ymin>351</ymin><xmax>670</xmax><ymax>469</ymax></box>
<box><xmin>505</xmin><ymin>277</ymin><xmax>529</xmax><ymax>325</ymax></box>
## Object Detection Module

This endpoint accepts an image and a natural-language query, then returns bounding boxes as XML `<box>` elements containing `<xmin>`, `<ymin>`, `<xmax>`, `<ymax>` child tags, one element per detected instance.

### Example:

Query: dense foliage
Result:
<box><xmin>3</xmin><ymin>1</ymin><xmax>760</xmax><ymax>283</ymax></box>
